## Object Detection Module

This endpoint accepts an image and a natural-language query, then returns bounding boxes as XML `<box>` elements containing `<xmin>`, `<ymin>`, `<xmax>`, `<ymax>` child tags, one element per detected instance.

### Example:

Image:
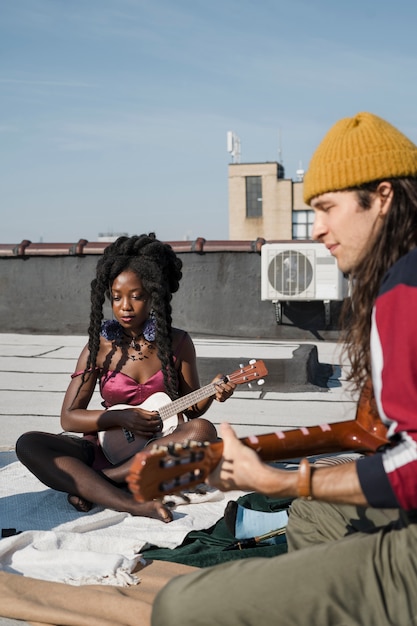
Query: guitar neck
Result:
<box><xmin>199</xmin><ymin>418</ymin><xmax>389</xmax><ymax>475</ymax></box>
<box><xmin>159</xmin><ymin>382</ymin><xmax>217</xmax><ymax>420</ymax></box>
<box><xmin>229</xmin><ymin>377</ymin><xmax>388</xmax><ymax>463</ymax></box>
<box><xmin>238</xmin><ymin>417</ymin><xmax>388</xmax><ymax>463</ymax></box>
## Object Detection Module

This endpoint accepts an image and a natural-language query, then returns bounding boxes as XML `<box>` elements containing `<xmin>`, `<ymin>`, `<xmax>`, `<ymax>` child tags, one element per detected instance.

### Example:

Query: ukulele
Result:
<box><xmin>98</xmin><ymin>359</ymin><xmax>268</xmax><ymax>464</ymax></box>
<box><xmin>126</xmin><ymin>378</ymin><xmax>390</xmax><ymax>502</ymax></box>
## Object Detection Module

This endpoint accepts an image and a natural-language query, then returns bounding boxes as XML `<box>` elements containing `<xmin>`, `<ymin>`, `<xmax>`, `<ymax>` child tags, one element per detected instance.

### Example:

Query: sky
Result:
<box><xmin>2</xmin><ymin>0</ymin><xmax>417</xmax><ymax>244</ymax></box>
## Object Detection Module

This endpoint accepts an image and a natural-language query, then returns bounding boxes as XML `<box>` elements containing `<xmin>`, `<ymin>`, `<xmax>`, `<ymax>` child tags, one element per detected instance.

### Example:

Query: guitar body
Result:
<box><xmin>97</xmin><ymin>360</ymin><xmax>268</xmax><ymax>465</ymax></box>
<box><xmin>98</xmin><ymin>393</ymin><xmax>180</xmax><ymax>465</ymax></box>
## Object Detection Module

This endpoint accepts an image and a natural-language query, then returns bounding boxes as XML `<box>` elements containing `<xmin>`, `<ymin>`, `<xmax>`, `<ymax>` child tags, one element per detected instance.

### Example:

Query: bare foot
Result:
<box><xmin>68</xmin><ymin>493</ymin><xmax>172</xmax><ymax>522</ymax></box>
<box><xmin>67</xmin><ymin>494</ymin><xmax>93</xmax><ymax>512</ymax></box>
<box><xmin>130</xmin><ymin>500</ymin><xmax>173</xmax><ymax>523</ymax></box>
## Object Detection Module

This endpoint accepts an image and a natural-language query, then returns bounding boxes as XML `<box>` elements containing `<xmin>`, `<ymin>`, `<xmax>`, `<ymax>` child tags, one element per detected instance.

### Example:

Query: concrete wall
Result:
<box><xmin>0</xmin><ymin>251</ymin><xmax>344</xmax><ymax>340</ymax></box>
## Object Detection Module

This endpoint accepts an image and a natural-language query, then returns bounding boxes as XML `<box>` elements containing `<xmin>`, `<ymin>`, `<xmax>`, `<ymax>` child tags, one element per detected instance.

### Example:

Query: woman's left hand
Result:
<box><xmin>212</xmin><ymin>374</ymin><xmax>236</xmax><ymax>402</ymax></box>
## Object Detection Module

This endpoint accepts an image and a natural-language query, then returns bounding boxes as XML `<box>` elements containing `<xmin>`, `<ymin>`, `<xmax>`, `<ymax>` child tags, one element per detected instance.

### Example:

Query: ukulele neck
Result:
<box><xmin>158</xmin><ymin>382</ymin><xmax>218</xmax><ymax>420</ymax></box>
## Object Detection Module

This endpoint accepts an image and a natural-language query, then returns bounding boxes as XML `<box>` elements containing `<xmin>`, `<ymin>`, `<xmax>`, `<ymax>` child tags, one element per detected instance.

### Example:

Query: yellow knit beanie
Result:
<box><xmin>303</xmin><ymin>112</ymin><xmax>417</xmax><ymax>204</ymax></box>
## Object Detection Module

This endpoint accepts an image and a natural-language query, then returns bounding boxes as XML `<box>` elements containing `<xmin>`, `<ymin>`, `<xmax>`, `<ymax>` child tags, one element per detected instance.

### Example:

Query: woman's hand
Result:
<box><xmin>212</xmin><ymin>375</ymin><xmax>236</xmax><ymax>402</ymax></box>
<box><xmin>110</xmin><ymin>407</ymin><xmax>163</xmax><ymax>438</ymax></box>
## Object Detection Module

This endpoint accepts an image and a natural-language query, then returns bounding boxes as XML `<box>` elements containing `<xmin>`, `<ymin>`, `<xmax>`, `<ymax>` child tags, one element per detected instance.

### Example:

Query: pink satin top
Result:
<box><xmin>99</xmin><ymin>369</ymin><xmax>166</xmax><ymax>407</ymax></box>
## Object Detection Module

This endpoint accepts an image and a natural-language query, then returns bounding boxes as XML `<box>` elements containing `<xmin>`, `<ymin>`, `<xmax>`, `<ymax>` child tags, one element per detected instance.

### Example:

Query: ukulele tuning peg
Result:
<box><xmin>257</xmin><ymin>379</ymin><xmax>265</xmax><ymax>386</ymax></box>
<box><xmin>239</xmin><ymin>363</ymin><xmax>244</xmax><ymax>369</ymax></box>
<box><xmin>249</xmin><ymin>359</ymin><xmax>256</xmax><ymax>365</ymax></box>
<box><xmin>247</xmin><ymin>382</ymin><xmax>253</xmax><ymax>389</ymax></box>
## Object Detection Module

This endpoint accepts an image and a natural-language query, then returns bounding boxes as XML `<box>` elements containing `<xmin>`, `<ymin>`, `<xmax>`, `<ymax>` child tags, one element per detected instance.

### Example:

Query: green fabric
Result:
<box><xmin>142</xmin><ymin>494</ymin><xmax>292</xmax><ymax>567</ymax></box>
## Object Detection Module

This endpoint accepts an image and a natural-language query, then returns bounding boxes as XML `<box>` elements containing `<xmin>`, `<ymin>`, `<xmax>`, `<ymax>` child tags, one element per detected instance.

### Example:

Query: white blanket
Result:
<box><xmin>0</xmin><ymin>459</ymin><xmax>245</xmax><ymax>586</ymax></box>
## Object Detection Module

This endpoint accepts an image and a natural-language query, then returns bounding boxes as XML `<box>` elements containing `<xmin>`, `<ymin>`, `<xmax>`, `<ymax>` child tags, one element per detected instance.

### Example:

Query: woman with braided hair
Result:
<box><xmin>16</xmin><ymin>234</ymin><xmax>234</xmax><ymax>522</ymax></box>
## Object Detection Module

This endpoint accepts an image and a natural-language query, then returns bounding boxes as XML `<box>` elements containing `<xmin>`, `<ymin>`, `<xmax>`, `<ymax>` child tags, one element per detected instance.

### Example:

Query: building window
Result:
<box><xmin>246</xmin><ymin>176</ymin><xmax>262</xmax><ymax>217</ymax></box>
<box><xmin>292</xmin><ymin>210</ymin><xmax>315</xmax><ymax>239</ymax></box>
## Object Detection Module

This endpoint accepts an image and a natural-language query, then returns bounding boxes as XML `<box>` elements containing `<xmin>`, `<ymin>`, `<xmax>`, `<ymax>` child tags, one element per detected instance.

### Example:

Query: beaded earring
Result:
<box><xmin>143</xmin><ymin>311</ymin><xmax>156</xmax><ymax>342</ymax></box>
<box><xmin>101</xmin><ymin>319</ymin><xmax>123</xmax><ymax>342</ymax></box>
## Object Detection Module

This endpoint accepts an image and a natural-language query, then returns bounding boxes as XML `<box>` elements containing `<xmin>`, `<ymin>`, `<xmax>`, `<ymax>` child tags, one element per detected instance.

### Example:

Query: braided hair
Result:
<box><xmin>86</xmin><ymin>233</ymin><xmax>183</xmax><ymax>399</ymax></box>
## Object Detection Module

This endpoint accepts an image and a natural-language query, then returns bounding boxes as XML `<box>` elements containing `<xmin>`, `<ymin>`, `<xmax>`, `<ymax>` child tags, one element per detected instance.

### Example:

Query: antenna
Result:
<box><xmin>296</xmin><ymin>160</ymin><xmax>305</xmax><ymax>182</ymax></box>
<box><xmin>277</xmin><ymin>128</ymin><xmax>283</xmax><ymax>165</ymax></box>
<box><xmin>227</xmin><ymin>131</ymin><xmax>241</xmax><ymax>163</ymax></box>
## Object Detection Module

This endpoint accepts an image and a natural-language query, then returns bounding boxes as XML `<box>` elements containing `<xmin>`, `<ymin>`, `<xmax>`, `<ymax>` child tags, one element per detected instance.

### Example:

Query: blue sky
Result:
<box><xmin>2</xmin><ymin>0</ymin><xmax>417</xmax><ymax>243</ymax></box>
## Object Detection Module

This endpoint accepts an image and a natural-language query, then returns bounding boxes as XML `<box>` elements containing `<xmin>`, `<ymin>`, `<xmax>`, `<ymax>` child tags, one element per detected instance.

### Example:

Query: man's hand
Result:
<box><xmin>206</xmin><ymin>423</ymin><xmax>266</xmax><ymax>492</ymax></box>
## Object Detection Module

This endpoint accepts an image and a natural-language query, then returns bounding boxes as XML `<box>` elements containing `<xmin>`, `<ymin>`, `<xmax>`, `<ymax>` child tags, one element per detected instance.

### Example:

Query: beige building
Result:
<box><xmin>228</xmin><ymin>162</ymin><xmax>313</xmax><ymax>240</ymax></box>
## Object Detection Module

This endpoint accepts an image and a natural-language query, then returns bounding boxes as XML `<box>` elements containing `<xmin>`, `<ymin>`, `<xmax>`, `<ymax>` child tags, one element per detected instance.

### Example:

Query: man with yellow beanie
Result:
<box><xmin>151</xmin><ymin>112</ymin><xmax>417</xmax><ymax>626</ymax></box>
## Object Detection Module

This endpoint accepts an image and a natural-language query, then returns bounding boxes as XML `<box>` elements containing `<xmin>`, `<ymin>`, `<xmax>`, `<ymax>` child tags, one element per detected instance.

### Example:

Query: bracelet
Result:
<box><xmin>297</xmin><ymin>458</ymin><xmax>314</xmax><ymax>499</ymax></box>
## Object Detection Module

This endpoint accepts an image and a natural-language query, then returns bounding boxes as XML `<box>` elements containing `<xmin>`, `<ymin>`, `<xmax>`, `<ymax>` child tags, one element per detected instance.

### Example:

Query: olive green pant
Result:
<box><xmin>151</xmin><ymin>498</ymin><xmax>417</xmax><ymax>626</ymax></box>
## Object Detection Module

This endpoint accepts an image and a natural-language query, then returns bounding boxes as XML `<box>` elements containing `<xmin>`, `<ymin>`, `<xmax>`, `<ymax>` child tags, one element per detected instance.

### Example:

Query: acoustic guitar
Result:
<box><xmin>98</xmin><ymin>359</ymin><xmax>268</xmax><ymax>465</ymax></box>
<box><xmin>126</xmin><ymin>378</ymin><xmax>390</xmax><ymax>502</ymax></box>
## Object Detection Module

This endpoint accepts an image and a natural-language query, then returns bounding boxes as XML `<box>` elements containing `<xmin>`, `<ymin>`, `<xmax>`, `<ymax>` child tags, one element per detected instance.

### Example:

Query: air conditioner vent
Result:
<box><xmin>261</xmin><ymin>243</ymin><xmax>348</xmax><ymax>301</ymax></box>
<box><xmin>267</xmin><ymin>249</ymin><xmax>314</xmax><ymax>297</ymax></box>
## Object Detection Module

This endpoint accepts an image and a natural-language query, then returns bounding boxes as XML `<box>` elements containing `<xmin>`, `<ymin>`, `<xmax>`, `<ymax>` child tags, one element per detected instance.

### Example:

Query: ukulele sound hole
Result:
<box><xmin>122</xmin><ymin>428</ymin><xmax>135</xmax><ymax>443</ymax></box>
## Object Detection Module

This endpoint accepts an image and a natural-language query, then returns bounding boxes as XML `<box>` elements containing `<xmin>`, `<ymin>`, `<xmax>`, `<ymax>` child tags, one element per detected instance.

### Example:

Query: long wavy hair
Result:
<box><xmin>341</xmin><ymin>178</ymin><xmax>417</xmax><ymax>390</ymax></box>
<box><xmin>85</xmin><ymin>233</ymin><xmax>183</xmax><ymax>399</ymax></box>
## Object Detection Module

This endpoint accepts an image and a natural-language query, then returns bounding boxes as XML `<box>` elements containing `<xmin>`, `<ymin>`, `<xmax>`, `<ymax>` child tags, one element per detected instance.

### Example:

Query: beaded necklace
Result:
<box><xmin>122</xmin><ymin>332</ymin><xmax>155</xmax><ymax>361</ymax></box>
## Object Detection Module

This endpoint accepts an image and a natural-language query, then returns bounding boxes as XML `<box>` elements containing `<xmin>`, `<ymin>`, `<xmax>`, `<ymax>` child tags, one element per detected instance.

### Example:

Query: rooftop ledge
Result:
<box><xmin>0</xmin><ymin>238</ymin><xmax>320</xmax><ymax>257</ymax></box>
<box><xmin>0</xmin><ymin>237</ymin><xmax>312</xmax><ymax>257</ymax></box>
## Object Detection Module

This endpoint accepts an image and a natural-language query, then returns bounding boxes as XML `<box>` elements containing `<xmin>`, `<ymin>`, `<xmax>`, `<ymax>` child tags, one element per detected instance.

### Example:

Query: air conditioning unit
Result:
<box><xmin>261</xmin><ymin>242</ymin><xmax>348</xmax><ymax>302</ymax></box>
